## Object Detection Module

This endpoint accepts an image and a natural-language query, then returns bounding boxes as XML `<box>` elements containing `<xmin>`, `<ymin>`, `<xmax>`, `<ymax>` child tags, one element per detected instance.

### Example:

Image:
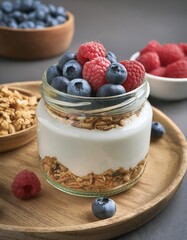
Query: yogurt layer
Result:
<box><xmin>37</xmin><ymin>100</ymin><xmax>152</xmax><ymax>176</ymax></box>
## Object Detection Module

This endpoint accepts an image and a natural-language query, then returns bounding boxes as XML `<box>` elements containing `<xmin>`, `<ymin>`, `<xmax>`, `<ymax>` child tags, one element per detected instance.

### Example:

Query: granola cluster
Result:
<box><xmin>0</xmin><ymin>86</ymin><xmax>37</xmax><ymax>136</ymax></box>
<box><xmin>42</xmin><ymin>156</ymin><xmax>146</xmax><ymax>192</ymax></box>
<box><xmin>45</xmin><ymin>103</ymin><xmax>141</xmax><ymax>131</ymax></box>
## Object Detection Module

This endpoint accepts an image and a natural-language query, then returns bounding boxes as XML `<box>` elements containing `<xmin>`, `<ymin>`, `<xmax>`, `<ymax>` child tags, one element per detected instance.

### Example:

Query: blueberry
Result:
<box><xmin>26</xmin><ymin>20</ymin><xmax>35</xmax><ymax>28</ymax></box>
<box><xmin>27</xmin><ymin>11</ymin><xmax>36</xmax><ymax>20</ymax></box>
<box><xmin>51</xmin><ymin>76</ymin><xmax>70</xmax><ymax>92</ymax></box>
<box><xmin>106</xmin><ymin>51</ymin><xmax>118</xmax><ymax>63</ymax></box>
<box><xmin>92</xmin><ymin>197</ymin><xmax>116</xmax><ymax>219</ymax></box>
<box><xmin>56</xmin><ymin>15</ymin><xmax>66</xmax><ymax>24</ymax></box>
<box><xmin>9</xmin><ymin>23</ymin><xmax>18</xmax><ymax>28</ymax></box>
<box><xmin>10</xmin><ymin>11</ymin><xmax>22</xmax><ymax>21</ymax></box>
<box><xmin>19</xmin><ymin>21</ymin><xmax>29</xmax><ymax>28</ymax></box>
<box><xmin>6</xmin><ymin>17</ymin><xmax>15</xmax><ymax>24</ymax></box>
<box><xmin>56</xmin><ymin>6</ymin><xmax>66</xmax><ymax>16</ymax></box>
<box><xmin>48</xmin><ymin>4</ymin><xmax>56</xmax><ymax>16</ymax></box>
<box><xmin>35</xmin><ymin>9</ymin><xmax>46</xmax><ymax>21</ymax></box>
<box><xmin>0</xmin><ymin>21</ymin><xmax>6</xmax><ymax>26</ymax></box>
<box><xmin>0</xmin><ymin>10</ymin><xmax>3</xmax><ymax>21</ymax></box>
<box><xmin>19</xmin><ymin>13</ymin><xmax>28</xmax><ymax>21</ymax></box>
<box><xmin>12</xmin><ymin>12</ymin><xmax>27</xmax><ymax>22</ymax></box>
<box><xmin>1</xmin><ymin>1</ymin><xmax>13</xmax><ymax>13</ymax></box>
<box><xmin>19</xmin><ymin>0</ymin><xmax>34</xmax><ymax>12</ymax></box>
<box><xmin>106</xmin><ymin>62</ymin><xmax>127</xmax><ymax>84</ymax></box>
<box><xmin>8</xmin><ymin>19</ymin><xmax>18</xmax><ymax>28</ymax></box>
<box><xmin>46</xmin><ymin>14</ymin><xmax>52</xmax><ymax>23</ymax></box>
<box><xmin>14</xmin><ymin>0</ymin><xmax>21</xmax><ymax>10</ymax></box>
<box><xmin>106</xmin><ymin>51</ymin><xmax>117</xmax><ymax>60</ymax></box>
<box><xmin>35</xmin><ymin>24</ymin><xmax>44</xmax><ymax>29</ymax></box>
<box><xmin>46</xmin><ymin>65</ymin><xmax>61</xmax><ymax>85</ymax></box>
<box><xmin>35</xmin><ymin>20</ymin><xmax>44</xmax><ymax>25</ymax></box>
<box><xmin>32</xmin><ymin>0</ymin><xmax>41</xmax><ymax>10</ymax></box>
<box><xmin>47</xmin><ymin>17</ymin><xmax>58</xmax><ymax>27</ymax></box>
<box><xmin>151</xmin><ymin>121</ymin><xmax>166</xmax><ymax>138</ymax></box>
<box><xmin>58</xmin><ymin>52</ymin><xmax>76</xmax><ymax>71</ymax></box>
<box><xmin>67</xmin><ymin>78</ymin><xmax>91</xmax><ymax>97</ymax></box>
<box><xmin>35</xmin><ymin>20</ymin><xmax>45</xmax><ymax>28</ymax></box>
<box><xmin>3</xmin><ymin>14</ymin><xmax>11</xmax><ymax>24</ymax></box>
<box><xmin>96</xmin><ymin>84</ymin><xmax>126</xmax><ymax>97</ymax></box>
<box><xmin>63</xmin><ymin>60</ymin><xmax>82</xmax><ymax>80</ymax></box>
<box><xmin>38</xmin><ymin>4</ymin><xmax>49</xmax><ymax>15</ymax></box>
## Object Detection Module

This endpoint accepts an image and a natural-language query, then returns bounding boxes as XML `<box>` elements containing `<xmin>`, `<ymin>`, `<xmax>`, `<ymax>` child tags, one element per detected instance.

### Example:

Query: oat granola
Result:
<box><xmin>45</xmin><ymin>102</ymin><xmax>141</xmax><ymax>131</ymax></box>
<box><xmin>42</xmin><ymin>156</ymin><xmax>146</xmax><ymax>192</ymax></box>
<box><xmin>0</xmin><ymin>86</ymin><xmax>37</xmax><ymax>135</ymax></box>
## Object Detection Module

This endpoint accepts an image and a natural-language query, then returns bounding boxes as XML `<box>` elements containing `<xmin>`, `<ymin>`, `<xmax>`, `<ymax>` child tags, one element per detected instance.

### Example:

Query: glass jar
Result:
<box><xmin>36</xmin><ymin>73</ymin><xmax>152</xmax><ymax>197</ymax></box>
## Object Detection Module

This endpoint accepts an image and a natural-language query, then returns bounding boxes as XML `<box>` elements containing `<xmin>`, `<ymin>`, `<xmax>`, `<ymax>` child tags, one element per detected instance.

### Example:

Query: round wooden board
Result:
<box><xmin>0</xmin><ymin>81</ymin><xmax>187</xmax><ymax>240</ymax></box>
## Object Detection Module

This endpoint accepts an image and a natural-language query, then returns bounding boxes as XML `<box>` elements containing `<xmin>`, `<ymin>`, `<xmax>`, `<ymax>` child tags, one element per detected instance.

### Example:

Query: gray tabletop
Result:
<box><xmin>0</xmin><ymin>0</ymin><xmax>187</xmax><ymax>239</ymax></box>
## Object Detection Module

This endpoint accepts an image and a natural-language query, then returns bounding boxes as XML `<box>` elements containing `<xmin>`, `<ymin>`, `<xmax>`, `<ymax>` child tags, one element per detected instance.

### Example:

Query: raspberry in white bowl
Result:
<box><xmin>37</xmin><ymin>41</ymin><xmax>152</xmax><ymax>197</ymax></box>
<box><xmin>130</xmin><ymin>40</ymin><xmax>187</xmax><ymax>100</ymax></box>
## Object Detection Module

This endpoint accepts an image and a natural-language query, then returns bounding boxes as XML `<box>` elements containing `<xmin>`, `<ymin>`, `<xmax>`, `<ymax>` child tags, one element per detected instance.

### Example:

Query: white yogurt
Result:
<box><xmin>37</xmin><ymin>99</ymin><xmax>152</xmax><ymax>176</ymax></box>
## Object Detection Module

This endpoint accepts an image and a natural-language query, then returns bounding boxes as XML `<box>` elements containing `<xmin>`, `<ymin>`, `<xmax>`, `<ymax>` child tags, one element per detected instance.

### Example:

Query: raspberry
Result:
<box><xmin>83</xmin><ymin>57</ymin><xmax>111</xmax><ymax>92</ymax></box>
<box><xmin>184</xmin><ymin>56</ymin><xmax>187</xmax><ymax>61</ymax></box>
<box><xmin>120</xmin><ymin>60</ymin><xmax>145</xmax><ymax>92</ymax></box>
<box><xmin>137</xmin><ymin>52</ymin><xmax>160</xmax><ymax>72</ymax></box>
<box><xmin>165</xmin><ymin>59</ymin><xmax>187</xmax><ymax>78</ymax></box>
<box><xmin>178</xmin><ymin>42</ymin><xmax>187</xmax><ymax>55</ymax></box>
<box><xmin>157</xmin><ymin>43</ymin><xmax>184</xmax><ymax>66</ymax></box>
<box><xmin>76</xmin><ymin>41</ymin><xmax>106</xmax><ymax>65</ymax></box>
<box><xmin>11</xmin><ymin>170</ymin><xmax>41</xmax><ymax>200</ymax></box>
<box><xmin>140</xmin><ymin>40</ymin><xmax>161</xmax><ymax>55</ymax></box>
<box><xmin>149</xmin><ymin>67</ymin><xmax>166</xmax><ymax>77</ymax></box>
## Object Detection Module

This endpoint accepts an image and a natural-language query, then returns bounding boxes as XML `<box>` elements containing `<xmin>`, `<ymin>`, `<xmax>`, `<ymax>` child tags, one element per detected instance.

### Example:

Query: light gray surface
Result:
<box><xmin>0</xmin><ymin>0</ymin><xmax>187</xmax><ymax>239</ymax></box>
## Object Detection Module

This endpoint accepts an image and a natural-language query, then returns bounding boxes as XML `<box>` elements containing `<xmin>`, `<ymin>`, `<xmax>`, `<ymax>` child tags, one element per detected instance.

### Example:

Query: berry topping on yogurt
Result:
<box><xmin>46</xmin><ymin>41</ymin><xmax>145</xmax><ymax>97</ymax></box>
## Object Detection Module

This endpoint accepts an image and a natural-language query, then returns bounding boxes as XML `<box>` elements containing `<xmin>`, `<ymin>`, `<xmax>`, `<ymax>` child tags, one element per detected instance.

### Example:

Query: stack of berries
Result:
<box><xmin>136</xmin><ymin>40</ymin><xmax>187</xmax><ymax>78</ymax></box>
<box><xmin>46</xmin><ymin>41</ymin><xmax>145</xmax><ymax>97</ymax></box>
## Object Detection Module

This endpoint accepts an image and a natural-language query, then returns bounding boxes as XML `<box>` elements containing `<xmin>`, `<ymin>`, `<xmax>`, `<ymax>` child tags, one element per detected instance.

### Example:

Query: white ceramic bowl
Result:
<box><xmin>130</xmin><ymin>52</ymin><xmax>187</xmax><ymax>101</ymax></box>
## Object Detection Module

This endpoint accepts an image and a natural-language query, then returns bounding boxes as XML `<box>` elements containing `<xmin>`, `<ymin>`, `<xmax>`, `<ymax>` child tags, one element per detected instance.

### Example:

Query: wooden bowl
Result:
<box><xmin>0</xmin><ymin>123</ymin><xmax>36</xmax><ymax>153</ymax></box>
<box><xmin>0</xmin><ymin>86</ymin><xmax>39</xmax><ymax>153</ymax></box>
<box><xmin>0</xmin><ymin>12</ymin><xmax>74</xmax><ymax>60</ymax></box>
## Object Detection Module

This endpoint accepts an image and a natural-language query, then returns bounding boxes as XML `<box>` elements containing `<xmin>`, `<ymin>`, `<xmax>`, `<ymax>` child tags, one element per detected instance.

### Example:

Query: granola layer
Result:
<box><xmin>41</xmin><ymin>156</ymin><xmax>146</xmax><ymax>192</ymax></box>
<box><xmin>45</xmin><ymin>103</ymin><xmax>141</xmax><ymax>131</ymax></box>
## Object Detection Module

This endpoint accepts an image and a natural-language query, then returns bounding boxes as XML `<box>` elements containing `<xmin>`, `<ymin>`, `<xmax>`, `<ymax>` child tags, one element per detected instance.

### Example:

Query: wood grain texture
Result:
<box><xmin>0</xmin><ymin>12</ymin><xmax>74</xmax><ymax>60</ymax></box>
<box><xmin>0</xmin><ymin>82</ymin><xmax>186</xmax><ymax>240</ymax></box>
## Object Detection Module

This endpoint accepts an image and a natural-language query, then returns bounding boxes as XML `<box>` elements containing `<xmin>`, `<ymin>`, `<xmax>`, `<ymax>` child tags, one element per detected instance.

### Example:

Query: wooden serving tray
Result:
<box><xmin>0</xmin><ymin>81</ymin><xmax>187</xmax><ymax>240</ymax></box>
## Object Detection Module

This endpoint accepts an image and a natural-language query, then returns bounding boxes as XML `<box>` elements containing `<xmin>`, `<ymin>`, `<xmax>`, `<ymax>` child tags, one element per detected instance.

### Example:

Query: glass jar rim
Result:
<box><xmin>42</xmin><ymin>71</ymin><xmax>149</xmax><ymax>101</ymax></box>
<box><xmin>41</xmin><ymin>71</ymin><xmax>150</xmax><ymax>115</ymax></box>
